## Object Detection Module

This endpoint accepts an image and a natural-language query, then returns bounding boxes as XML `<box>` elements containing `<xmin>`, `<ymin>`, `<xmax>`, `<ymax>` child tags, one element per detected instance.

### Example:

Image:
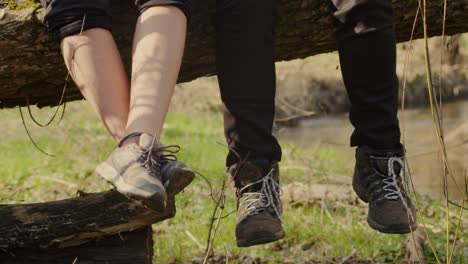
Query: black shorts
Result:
<box><xmin>40</xmin><ymin>0</ymin><xmax>191</xmax><ymax>41</ymax></box>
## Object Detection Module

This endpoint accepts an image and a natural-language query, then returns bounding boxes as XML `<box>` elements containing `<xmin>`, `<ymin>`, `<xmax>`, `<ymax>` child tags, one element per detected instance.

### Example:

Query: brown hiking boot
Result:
<box><xmin>228</xmin><ymin>160</ymin><xmax>285</xmax><ymax>247</ymax></box>
<box><xmin>96</xmin><ymin>133</ymin><xmax>195</xmax><ymax>212</ymax></box>
<box><xmin>353</xmin><ymin>146</ymin><xmax>417</xmax><ymax>234</ymax></box>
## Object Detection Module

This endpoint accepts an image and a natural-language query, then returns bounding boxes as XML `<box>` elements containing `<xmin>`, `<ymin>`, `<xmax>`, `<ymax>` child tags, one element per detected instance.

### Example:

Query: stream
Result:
<box><xmin>279</xmin><ymin>100</ymin><xmax>468</xmax><ymax>200</ymax></box>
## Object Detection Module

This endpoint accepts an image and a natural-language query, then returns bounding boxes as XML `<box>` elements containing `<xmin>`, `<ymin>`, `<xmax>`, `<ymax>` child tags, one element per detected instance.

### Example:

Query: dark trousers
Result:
<box><xmin>216</xmin><ymin>0</ymin><xmax>401</xmax><ymax>167</ymax></box>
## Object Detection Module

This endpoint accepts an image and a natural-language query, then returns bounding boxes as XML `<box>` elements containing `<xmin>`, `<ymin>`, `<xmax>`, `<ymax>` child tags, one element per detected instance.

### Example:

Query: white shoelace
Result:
<box><xmin>239</xmin><ymin>169</ymin><xmax>283</xmax><ymax>223</ymax></box>
<box><xmin>380</xmin><ymin>157</ymin><xmax>415</xmax><ymax>222</ymax></box>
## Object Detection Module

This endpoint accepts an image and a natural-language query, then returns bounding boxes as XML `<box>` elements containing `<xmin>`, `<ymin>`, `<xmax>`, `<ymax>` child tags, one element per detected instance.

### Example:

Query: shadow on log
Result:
<box><xmin>1</xmin><ymin>0</ymin><xmax>468</xmax><ymax>108</ymax></box>
<box><xmin>0</xmin><ymin>227</ymin><xmax>154</xmax><ymax>264</ymax></box>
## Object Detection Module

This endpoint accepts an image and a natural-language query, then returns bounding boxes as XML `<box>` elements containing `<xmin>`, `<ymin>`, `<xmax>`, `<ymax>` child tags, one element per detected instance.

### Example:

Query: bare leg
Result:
<box><xmin>61</xmin><ymin>28</ymin><xmax>130</xmax><ymax>141</ymax></box>
<box><xmin>126</xmin><ymin>6</ymin><xmax>187</xmax><ymax>139</ymax></box>
<box><xmin>60</xmin><ymin>7</ymin><xmax>186</xmax><ymax>141</ymax></box>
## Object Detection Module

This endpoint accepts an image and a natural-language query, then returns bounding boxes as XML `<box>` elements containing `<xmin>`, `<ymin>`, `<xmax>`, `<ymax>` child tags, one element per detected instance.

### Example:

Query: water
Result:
<box><xmin>278</xmin><ymin>100</ymin><xmax>468</xmax><ymax>200</ymax></box>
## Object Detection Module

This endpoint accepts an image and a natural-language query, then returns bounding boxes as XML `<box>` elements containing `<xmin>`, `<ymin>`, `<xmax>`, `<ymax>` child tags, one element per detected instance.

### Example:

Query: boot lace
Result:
<box><xmin>239</xmin><ymin>169</ymin><xmax>283</xmax><ymax>223</ymax></box>
<box><xmin>139</xmin><ymin>145</ymin><xmax>180</xmax><ymax>177</ymax></box>
<box><xmin>371</xmin><ymin>156</ymin><xmax>414</xmax><ymax>222</ymax></box>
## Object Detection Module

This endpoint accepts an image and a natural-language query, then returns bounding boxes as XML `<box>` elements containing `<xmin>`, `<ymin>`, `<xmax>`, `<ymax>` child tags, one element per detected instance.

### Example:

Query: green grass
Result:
<box><xmin>0</xmin><ymin>101</ymin><xmax>466</xmax><ymax>263</ymax></box>
<box><xmin>460</xmin><ymin>34</ymin><xmax>468</xmax><ymax>50</ymax></box>
<box><xmin>5</xmin><ymin>0</ymin><xmax>40</xmax><ymax>10</ymax></box>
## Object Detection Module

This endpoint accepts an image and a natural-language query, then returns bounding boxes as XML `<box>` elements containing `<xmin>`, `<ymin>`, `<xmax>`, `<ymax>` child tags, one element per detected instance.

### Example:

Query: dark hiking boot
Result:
<box><xmin>228</xmin><ymin>160</ymin><xmax>285</xmax><ymax>247</ymax></box>
<box><xmin>353</xmin><ymin>146</ymin><xmax>417</xmax><ymax>234</ymax></box>
<box><xmin>96</xmin><ymin>133</ymin><xmax>194</xmax><ymax>212</ymax></box>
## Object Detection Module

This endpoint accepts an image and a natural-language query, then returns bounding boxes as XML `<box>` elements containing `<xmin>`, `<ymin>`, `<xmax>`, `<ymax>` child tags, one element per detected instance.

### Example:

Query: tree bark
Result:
<box><xmin>0</xmin><ymin>190</ymin><xmax>175</xmax><ymax>250</ymax></box>
<box><xmin>1</xmin><ymin>0</ymin><xmax>468</xmax><ymax>108</ymax></box>
<box><xmin>0</xmin><ymin>227</ymin><xmax>154</xmax><ymax>264</ymax></box>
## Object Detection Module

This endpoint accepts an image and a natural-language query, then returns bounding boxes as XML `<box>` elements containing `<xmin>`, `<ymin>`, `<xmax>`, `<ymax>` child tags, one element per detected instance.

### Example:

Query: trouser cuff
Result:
<box><xmin>136</xmin><ymin>0</ymin><xmax>192</xmax><ymax>21</ymax></box>
<box><xmin>47</xmin><ymin>13</ymin><xmax>112</xmax><ymax>42</ymax></box>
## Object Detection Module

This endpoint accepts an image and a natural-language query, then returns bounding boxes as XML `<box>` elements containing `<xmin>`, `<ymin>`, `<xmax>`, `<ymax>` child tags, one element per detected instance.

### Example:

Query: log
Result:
<box><xmin>0</xmin><ymin>170</ymin><xmax>193</xmax><ymax>250</ymax></box>
<box><xmin>0</xmin><ymin>190</ymin><xmax>174</xmax><ymax>250</ymax></box>
<box><xmin>0</xmin><ymin>227</ymin><xmax>154</xmax><ymax>264</ymax></box>
<box><xmin>1</xmin><ymin>0</ymin><xmax>468</xmax><ymax>108</ymax></box>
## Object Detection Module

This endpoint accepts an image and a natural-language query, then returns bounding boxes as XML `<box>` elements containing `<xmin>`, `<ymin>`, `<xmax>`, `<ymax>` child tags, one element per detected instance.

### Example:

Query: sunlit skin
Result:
<box><xmin>61</xmin><ymin>28</ymin><xmax>130</xmax><ymax>141</ymax></box>
<box><xmin>60</xmin><ymin>6</ymin><xmax>187</xmax><ymax>142</ymax></box>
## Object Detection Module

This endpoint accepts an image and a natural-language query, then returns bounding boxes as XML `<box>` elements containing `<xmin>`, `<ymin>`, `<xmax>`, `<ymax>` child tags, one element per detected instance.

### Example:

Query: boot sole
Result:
<box><xmin>164</xmin><ymin>168</ymin><xmax>196</xmax><ymax>196</ymax></box>
<box><xmin>96</xmin><ymin>162</ymin><xmax>167</xmax><ymax>212</ymax></box>
<box><xmin>236</xmin><ymin>230</ymin><xmax>285</xmax><ymax>247</ymax></box>
<box><xmin>367</xmin><ymin>215</ymin><xmax>418</xmax><ymax>234</ymax></box>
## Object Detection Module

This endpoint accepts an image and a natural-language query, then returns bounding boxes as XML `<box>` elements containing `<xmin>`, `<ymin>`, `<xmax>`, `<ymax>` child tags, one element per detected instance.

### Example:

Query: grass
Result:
<box><xmin>0</xmin><ymin>100</ymin><xmax>466</xmax><ymax>263</ymax></box>
<box><xmin>5</xmin><ymin>0</ymin><xmax>40</xmax><ymax>10</ymax></box>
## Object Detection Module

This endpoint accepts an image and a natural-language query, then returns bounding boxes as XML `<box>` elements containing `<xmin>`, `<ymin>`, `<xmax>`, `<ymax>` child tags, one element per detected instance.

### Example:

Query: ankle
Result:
<box><xmin>118</xmin><ymin>132</ymin><xmax>142</xmax><ymax>147</ymax></box>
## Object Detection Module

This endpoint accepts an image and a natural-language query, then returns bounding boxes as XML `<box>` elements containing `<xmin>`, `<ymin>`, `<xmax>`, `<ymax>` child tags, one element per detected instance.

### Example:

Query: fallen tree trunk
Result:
<box><xmin>0</xmin><ymin>151</ymin><xmax>193</xmax><ymax>252</ymax></box>
<box><xmin>1</xmin><ymin>0</ymin><xmax>468</xmax><ymax>108</ymax></box>
<box><xmin>0</xmin><ymin>190</ymin><xmax>175</xmax><ymax>250</ymax></box>
<box><xmin>0</xmin><ymin>227</ymin><xmax>154</xmax><ymax>264</ymax></box>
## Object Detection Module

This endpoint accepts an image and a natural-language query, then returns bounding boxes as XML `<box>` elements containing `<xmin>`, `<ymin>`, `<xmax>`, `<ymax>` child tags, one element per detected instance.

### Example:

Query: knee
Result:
<box><xmin>42</xmin><ymin>0</ymin><xmax>112</xmax><ymax>42</ymax></box>
<box><xmin>135</xmin><ymin>0</ymin><xmax>192</xmax><ymax>21</ymax></box>
<box><xmin>330</xmin><ymin>0</ymin><xmax>394</xmax><ymax>36</ymax></box>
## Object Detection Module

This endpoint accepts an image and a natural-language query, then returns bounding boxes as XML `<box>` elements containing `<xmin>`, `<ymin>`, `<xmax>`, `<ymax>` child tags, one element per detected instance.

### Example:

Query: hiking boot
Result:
<box><xmin>353</xmin><ymin>146</ymin><xmax>417</xmax><ymax>234</ymax></box>
<box><xmin>228</xmin><ymin>160</ymin><xmax>285</xmax><ymax>247</ymax></box>
<box><xmin>96</xmin><ymin>132</ymin><xmax>194</xmax><ymax>212</ymax></box>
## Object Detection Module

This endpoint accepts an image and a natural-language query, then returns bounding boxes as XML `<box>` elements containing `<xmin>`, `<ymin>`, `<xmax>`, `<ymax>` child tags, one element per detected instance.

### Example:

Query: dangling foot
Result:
<box><xmin>353</xmin><ymin>146</ymin><xmax>417</xmax><ymax>234</ymax></box>
<box><xmin>228</xmin><ymin>160</ymin><xmax>285</xmax><ymax>247</ymax></box>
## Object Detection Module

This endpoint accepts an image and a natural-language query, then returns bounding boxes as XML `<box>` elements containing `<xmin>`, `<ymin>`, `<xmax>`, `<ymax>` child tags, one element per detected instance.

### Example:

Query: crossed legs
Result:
<box><xmin>42</xmin><ymin>0</ymin><xmax>193</xmax><ymax>212</ymax></box>
<box><xmin>59</xmin><ymin>6</ymin><xmax>186</xmax><ymax>141</ymax></box>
